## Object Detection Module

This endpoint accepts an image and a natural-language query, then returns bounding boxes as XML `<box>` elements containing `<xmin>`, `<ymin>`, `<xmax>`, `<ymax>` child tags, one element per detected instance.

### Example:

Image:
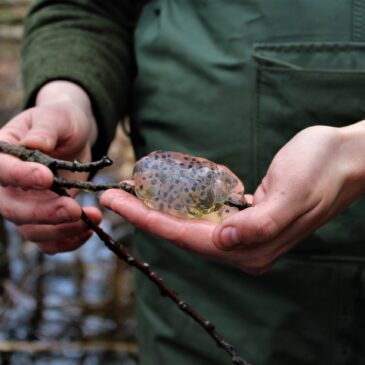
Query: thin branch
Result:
<box><xmin>0</xmin><ymin>141</ymin><xmax>248</xmax><ymax>210</ymax></box>
<box><xmin>52</xmin><ymin>176</ymin><xmax>135</xmax><ymax>194</ymax></box>
<box><xmin>79</xmin><ymin>210</ymin><xmax>249</xmax><ymax>365</ymax></box>
<box><xmin>0</xmin><ymin>141</ymin><xmax>112</xmax><ymax>174</ymax></box>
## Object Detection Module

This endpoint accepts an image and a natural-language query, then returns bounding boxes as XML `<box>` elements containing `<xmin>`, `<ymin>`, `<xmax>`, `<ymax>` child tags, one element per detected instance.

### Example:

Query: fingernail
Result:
<box><xmin>220</xmin><ymin>226</ymin><xmax>240</xmax><ymax>248</ymax></box>
<box><xmin>32</xmin><ymin>169</ymin><xmax>44</xmax><ymax>189</ymax></box>
<box><xmin>56</xmin><ymin>207</ymin><xmax>70</xmax><ymax>221</ymax></box>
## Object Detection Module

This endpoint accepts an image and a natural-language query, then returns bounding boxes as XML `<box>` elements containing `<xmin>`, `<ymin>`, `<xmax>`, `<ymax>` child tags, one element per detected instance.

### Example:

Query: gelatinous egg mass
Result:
<box><xmin>133</xmin><ymin>151</ymin><xmax>245</xmax><ymax>220</ymax></box>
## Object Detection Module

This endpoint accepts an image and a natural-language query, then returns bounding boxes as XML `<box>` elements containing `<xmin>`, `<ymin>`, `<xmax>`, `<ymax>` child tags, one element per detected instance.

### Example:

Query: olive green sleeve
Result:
<box><xmin>21</xmin><ymin>0</ymin><xmax>139</xmax><ymax>158</ymax></box>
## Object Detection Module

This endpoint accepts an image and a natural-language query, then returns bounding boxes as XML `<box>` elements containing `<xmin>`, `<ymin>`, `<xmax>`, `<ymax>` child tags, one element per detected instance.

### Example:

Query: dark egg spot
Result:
<box><xmin>175</xmin><ymin>204</ymin><xmax>182</xmax><ymax>210</ymax></box>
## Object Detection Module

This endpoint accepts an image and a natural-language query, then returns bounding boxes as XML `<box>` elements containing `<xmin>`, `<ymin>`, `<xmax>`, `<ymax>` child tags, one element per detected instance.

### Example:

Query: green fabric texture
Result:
<box><xmin>131</xmin><ymin>0</ymin><xmax>365</xmax><ymax>257</ymax></box>
<box><xmin>21</xmin><ymin>0</ymin><xmax>139</xmax><ymax>158</ymax></box>
<box><xmin>135</xmin><ymin>241</ymin><xmax>365</xmax><ymax>365</ymax></box>
<box><xmin>131</xmin><ymin>1</ymin><xmax>365</xmax><ymax>364</ymax></box>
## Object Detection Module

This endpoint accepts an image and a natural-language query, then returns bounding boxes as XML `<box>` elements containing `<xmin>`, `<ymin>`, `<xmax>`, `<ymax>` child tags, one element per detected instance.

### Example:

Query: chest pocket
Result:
<box><xmin>253</xmin><ymin>42</ymin><xmax>365</xmax><ymax>253</ymax></box>
<box><xmin>254</xmin><ymin>42</ymin><xmax>365</xmax><ymax>181</ymax></box>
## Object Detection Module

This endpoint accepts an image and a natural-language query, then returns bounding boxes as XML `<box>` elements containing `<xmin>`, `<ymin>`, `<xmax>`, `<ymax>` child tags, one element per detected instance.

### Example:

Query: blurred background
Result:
<box><xmin>0</xmin><ymin>1</ymin><xmax>138</xmax><ymax>364</ymax></box>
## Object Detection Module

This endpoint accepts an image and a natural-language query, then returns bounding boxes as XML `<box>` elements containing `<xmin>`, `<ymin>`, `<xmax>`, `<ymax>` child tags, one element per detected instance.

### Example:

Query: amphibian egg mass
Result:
<box><xmin>133</xmin><ymin>151</ymin><xmax>246</xmax><ymax>221</ymax></box>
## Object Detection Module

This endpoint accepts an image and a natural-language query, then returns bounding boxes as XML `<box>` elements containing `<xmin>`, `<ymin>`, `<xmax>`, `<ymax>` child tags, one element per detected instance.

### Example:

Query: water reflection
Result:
<box><xmin>0</xmin><ymin>187</ymin><xmax>137</xmax><ymax>364</ymax></box>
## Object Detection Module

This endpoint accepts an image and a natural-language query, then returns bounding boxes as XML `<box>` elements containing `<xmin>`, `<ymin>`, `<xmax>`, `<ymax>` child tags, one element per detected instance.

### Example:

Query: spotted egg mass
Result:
<box><xmin>133</xmin><ymin>151</ymin><xmax>245</xmax><ymax>220</ymax></box>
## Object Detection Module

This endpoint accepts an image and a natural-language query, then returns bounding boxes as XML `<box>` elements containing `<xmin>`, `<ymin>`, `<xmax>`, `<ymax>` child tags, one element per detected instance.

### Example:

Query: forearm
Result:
<box><xmin>22</xmin><ymin>0</ymin><xmax>140</xmax><ymax>158</ymax></box>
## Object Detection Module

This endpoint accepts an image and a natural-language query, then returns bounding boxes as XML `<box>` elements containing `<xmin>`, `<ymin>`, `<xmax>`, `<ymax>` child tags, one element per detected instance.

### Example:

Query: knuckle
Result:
<box><xmin>1</xmin><ymin>205</ymin><xmax>22</xmax><ymax>224</ymax></box>
<box><xmin>43</xmin><ymin>106</ymin><xmax>67</xmax><ymax>121</ymax></box>
<box><xmin>254</xmin><ymin>212</ymin><xmax>278</xmax><ymax>242</ymax></box>
<box><xmin>7</xmin><ymin>166</ymin><xmax>23</xmax><ymax>186</ymax></box>
<box><xmin>32</xmin><ymin>204</ymin><xmax>55</xmax><ymax>223</ymax></box>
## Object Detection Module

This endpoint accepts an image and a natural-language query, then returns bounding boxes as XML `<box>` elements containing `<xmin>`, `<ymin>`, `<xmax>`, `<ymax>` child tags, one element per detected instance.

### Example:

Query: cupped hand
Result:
<box><xmin>100</xmin><ymin>125</ymin><xmax>365</xmax><ymax>274</ymax></box>
<box><xmin>0</xmin><ymin>82</ymin><xmax>102</xmax><ymax>253</ymax></box>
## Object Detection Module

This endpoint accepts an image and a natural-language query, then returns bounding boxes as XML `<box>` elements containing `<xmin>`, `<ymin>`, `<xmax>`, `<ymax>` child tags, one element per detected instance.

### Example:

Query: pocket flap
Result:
<box><xmin>253</xmin><ymin>42</ymin><xmax>365</xmax><ymax>71</ymax></box>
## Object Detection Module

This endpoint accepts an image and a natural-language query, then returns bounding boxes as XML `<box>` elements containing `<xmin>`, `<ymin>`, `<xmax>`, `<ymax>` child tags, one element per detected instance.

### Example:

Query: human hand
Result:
<box><xmin>0</xmin><ymin>81</ymin><xmax>102</xmax><ymax>254</ymax></box>
<box><xmin>100</xmin><ymin>124</ymin><xmax>365</xmax><ymax>274</ymax></box>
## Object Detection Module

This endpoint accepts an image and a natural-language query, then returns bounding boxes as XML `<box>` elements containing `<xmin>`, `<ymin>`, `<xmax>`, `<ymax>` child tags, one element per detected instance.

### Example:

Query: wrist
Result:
<box><xmin>338</xmin><ymin>120</ymin><xmax>365</xmax><ymax>195</ymax></box>
<box><xmin>35</xmin><ymin>81</ymin><xmax>98</xmax><ymax>146</ymax></box>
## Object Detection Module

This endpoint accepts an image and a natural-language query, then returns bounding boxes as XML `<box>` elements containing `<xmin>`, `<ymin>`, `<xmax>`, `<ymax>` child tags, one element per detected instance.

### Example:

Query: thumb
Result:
<box><xmin>213</xmin><ymin>205</ymin><xmax>282</xmax><ymax>250</ymax></box>
<box><xmin>212</xmin><ymin>182</ymin><xmax>310</xmax><ymax>250</ymax></box>
<box><xmin>0</xmin><ymin>109</ymin><xmax>54</xmax><ymax>152</ymax></box>
<box><xmin>20</xmin><ymin>111</ymin><xmax>59</xmax><ymax>153</ymax></box>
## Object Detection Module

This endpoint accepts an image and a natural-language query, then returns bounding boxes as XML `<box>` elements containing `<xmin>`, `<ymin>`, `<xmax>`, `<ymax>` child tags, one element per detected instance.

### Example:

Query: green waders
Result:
<box><xmin>130</xmin><ymin>1</ymin><xmax>365</xmax><ymax>364</ymax></box>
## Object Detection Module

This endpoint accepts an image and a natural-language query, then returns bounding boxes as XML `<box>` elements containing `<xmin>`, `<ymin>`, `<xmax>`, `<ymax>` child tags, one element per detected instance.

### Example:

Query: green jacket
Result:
<box><xmin>23</xmin><ymin>1</ymin><xmax>365</xmax><ymax>364</ymax></box>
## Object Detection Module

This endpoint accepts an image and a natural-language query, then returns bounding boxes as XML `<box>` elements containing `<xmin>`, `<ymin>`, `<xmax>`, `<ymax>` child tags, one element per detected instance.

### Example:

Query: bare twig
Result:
<box><xmin>79</xmin><ymin>210</ymin><xmax>248</xmax><ymax>365</ymax></box>
<box><xmin>52</xmin><ymin>176</ymin><xmax>136</xmax><ymax>194</ymax></box>
<box><xmin>0</xmin><ymin>141</ymin><xmax>247</xmax><ymax>210</ymax></box>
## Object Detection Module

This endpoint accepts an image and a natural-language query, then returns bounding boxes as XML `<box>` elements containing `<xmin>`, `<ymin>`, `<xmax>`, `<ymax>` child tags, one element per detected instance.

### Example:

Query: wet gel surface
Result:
<box><xmin>133</xmin><ymin>151</ymin><xmax>245</xmax><ymax>220</ymax></box>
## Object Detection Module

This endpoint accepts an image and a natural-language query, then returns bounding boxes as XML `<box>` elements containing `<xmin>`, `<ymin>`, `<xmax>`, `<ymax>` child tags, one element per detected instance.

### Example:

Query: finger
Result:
<box><xmin>232</xmin><ymin>200</ymin><xmax>328</xmax><ymax>273</ymax></box>
<box><xmin>244</xmin><ymin>194</ymin><xmax>254</xmax><ymax>205</ymax></box>
<box><xmin>0</xmin><ymin>108</ymin><xmax>59</xmax><ymax>152</ymax></box>
<box><xmin>0</xmin><ymin>187</ymin><xmax>81</xmax><ymax>225</ymax></box>
<box><xmin>0</xmin><ymin>110</ymin><xmax>33</xmax><ymax>144</ymax></box>
<box><xmin>19</xmin><ymin>206</ymin><xmax>102</xmax><ymax>242</ymax></box>
<box><xmin>0</xmin><ymin>155</ymin><xmax>53</xmax><ymax>190</ymax></box>
<box><xmin>100</xmin><ymin>189</ymin><xmax>221</xmax><ymax>257</ymax></box>
<box><xmin>212</xmin><ymin>177</ymin><xmax>316</xmax><ymax>250</ymax></box>
<box><xmin>20</xmin><ymin>106</ymin><xmax>89</xmax><ymax>157</ymax></box>
<box><xmin>35</xmin><ymin>230</ymin><xmax>93</xmax><ymax>255</ymax></box>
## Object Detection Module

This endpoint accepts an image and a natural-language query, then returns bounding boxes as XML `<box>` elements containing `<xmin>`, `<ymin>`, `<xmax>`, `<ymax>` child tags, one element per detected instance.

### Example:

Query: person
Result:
<box><xmin>0</xmin><ymin>1</ymin><xmax>364</xmax><ymax>364</ymax></box>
